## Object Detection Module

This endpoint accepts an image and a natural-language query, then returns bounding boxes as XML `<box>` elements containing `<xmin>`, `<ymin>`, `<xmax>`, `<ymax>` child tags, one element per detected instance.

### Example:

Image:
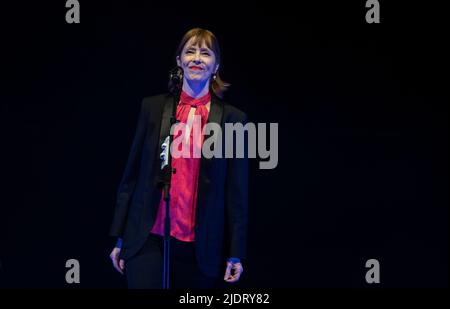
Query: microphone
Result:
<box><xmin>169</xmin><ymin>66</ymin><xmax>183</xmax><ymax>94</ymax></box>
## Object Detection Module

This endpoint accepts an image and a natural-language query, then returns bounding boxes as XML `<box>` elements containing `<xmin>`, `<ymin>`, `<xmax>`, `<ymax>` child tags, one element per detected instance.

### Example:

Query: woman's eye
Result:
<box><xmin>202</xmin><ymin>52</ymin><xmax>210</xmax><ymax>56</ymax></box>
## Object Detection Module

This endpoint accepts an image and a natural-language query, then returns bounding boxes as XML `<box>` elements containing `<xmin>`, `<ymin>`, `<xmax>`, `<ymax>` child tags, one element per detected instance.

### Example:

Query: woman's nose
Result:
<box><xmin>193</xmin><ymin>52</ymin><xmax>201</xmax><ymax>63</ymax></box>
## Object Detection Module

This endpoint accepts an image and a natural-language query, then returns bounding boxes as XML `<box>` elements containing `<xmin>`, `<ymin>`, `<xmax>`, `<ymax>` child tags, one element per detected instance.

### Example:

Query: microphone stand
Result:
<box><xmin>162</xmin><ymin>68</ymin><xmax>182</xmax><ymax>289</ymax></box>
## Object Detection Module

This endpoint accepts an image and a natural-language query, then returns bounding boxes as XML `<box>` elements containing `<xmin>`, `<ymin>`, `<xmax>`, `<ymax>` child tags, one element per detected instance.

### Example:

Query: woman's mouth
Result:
<box><xmin>189</xmin><ymin>66</ymin><xmax>204</xmax><ymax>71</ymax></box>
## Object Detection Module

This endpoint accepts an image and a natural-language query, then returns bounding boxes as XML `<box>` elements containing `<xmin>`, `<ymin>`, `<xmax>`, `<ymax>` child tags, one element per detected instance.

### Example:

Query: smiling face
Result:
<box><xmin>176</xmin><ymin>36</ymin><xmax>219</xmax><ymax>83</ymax></box>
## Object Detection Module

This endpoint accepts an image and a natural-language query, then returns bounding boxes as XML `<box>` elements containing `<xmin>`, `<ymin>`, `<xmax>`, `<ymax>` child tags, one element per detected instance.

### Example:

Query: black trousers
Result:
<box><xmin>125</xmin><ymin>233</ymin><xmax>221</xmax><ymax>289</ymax></box>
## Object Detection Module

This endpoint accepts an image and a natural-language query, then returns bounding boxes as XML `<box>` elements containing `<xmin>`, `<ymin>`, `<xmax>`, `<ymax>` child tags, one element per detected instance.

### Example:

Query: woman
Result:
<box><xmin>109</xmin><ymin>28</ymin><xmax>248</xmax><ymax>289</ymax></box>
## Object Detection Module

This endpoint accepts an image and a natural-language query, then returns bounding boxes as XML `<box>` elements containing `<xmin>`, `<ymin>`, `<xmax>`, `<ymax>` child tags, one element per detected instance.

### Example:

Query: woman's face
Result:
<box><xmin>177</xmin><ymin>37</ymin><xmax>219</xmax><ymax>83</ymax></box>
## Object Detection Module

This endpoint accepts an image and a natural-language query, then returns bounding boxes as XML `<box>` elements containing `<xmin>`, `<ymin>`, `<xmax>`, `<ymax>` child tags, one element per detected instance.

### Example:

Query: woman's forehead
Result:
<box><xmin>184</xmin><ymin>37</ymin><xmax>212</xmax><ymax>50</ymax></box>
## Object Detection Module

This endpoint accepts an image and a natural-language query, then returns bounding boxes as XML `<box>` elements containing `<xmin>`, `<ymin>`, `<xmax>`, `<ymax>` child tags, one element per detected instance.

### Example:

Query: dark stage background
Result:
<box><xmin>1</xmin><ymin>1</ymin><xmax>447</xmax><ymax>288</ymax></box>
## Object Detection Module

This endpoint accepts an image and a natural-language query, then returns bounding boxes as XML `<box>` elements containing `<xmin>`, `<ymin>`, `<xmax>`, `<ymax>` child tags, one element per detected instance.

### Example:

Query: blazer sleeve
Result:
<box><xmin>109</xmin><ymin>99</ymin><xmax>148</xmax><ymax>237</ymax></box>
<box><xmin>225</xmin><ymin>112</ymin><xmax>249</xmax><ymax>260</ymax></box>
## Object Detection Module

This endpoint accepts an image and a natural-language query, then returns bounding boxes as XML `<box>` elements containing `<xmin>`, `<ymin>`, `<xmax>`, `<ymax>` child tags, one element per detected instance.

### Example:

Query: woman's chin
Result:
<box><xmin>186</xmin><ymin>74</ymin><xmax>208</xmax><ymax>82</ymax></box>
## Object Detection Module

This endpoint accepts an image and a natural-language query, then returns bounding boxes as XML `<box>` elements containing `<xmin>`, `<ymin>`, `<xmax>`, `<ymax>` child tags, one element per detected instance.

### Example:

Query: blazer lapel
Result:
<box><xmin>158</xmin><ymin>95</ymin><xmax>175</xmax><ymax>152</ymax></box>
<box><xmin>153</xmin><ymin>94</ymin><xmax>176</xmax><ymax>187</ymax></box>
<box><xmin>196</xmin><ymin>95</ymin><xmax>224</xmax><ymax>214</ymax></box>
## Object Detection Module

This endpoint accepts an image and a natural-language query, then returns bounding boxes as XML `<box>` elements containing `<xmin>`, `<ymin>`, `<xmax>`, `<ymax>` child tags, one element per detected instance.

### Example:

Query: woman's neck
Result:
<box><xmin>182</xmin><ymin>78</ymin><xmax>210</xmax><ymax>98</ymax></box>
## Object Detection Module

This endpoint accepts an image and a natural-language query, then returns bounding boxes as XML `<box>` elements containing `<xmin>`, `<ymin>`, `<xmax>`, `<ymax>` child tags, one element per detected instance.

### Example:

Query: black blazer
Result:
<box><xmin>109</xmin><ymin>93</ymin><xmax>248</xmax><ymax>278</ymax></box>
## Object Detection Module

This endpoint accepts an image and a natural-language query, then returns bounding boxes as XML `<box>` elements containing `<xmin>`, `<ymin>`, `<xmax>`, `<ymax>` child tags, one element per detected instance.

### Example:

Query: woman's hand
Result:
<box><xmin>110</xmin><ymin>247</ymin><xmax>125</xmax><ymax>275</ymax></box>
<box><xmin>224</xmin><ymin>258</ymin><xmax>243</xmax><ymax>283</ymax></box>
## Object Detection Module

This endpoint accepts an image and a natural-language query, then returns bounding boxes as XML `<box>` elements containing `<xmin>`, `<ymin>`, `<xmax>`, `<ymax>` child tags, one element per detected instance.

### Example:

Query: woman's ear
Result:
<box><xmin>176</xmin><ymin>56</ymin><xmax>181</xmax><ymax>67</ymax></box>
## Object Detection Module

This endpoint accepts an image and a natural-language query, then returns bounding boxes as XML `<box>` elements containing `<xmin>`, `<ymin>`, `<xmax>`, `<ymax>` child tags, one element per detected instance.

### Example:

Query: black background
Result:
<box><xmin>1</xmin><ymin>1</ymin><xmax>447</xmax><ymax>288</ymax></box>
